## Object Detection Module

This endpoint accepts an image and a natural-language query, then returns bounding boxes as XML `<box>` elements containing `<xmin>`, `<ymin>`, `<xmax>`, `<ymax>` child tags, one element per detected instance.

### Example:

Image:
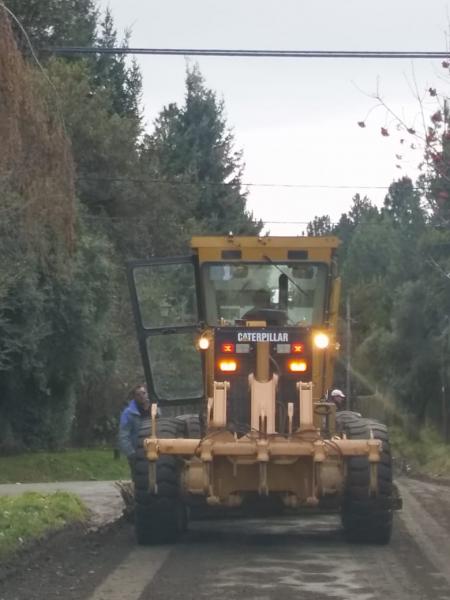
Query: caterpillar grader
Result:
<box><xmin>127</xmin><ymin>235</ymin><xmax>400</xmax><ymax>545</ymax></box>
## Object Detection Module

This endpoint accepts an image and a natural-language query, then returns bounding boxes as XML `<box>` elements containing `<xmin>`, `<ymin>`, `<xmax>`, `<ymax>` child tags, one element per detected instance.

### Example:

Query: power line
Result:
<box><xmin>47</xmin><ymin>47</ymin><xmax>450</xmax><ymax>59</ymax></box>
<box><xmin>82</xmin><ymin>214</ymin><xmax>315</xmax><ymax>225</ymax></box>
<box><xmin>264</xmin><ymin>220</ymin><xmax>312</xmax><ymax>225</ymax></box>
<box><xmin>76</xmin><ymin>175</ymin><xmax>394</xmax><ymax>191</ymax></box>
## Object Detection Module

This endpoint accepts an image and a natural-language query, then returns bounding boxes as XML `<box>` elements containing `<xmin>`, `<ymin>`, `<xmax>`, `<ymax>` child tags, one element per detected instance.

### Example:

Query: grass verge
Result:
<box><xmin>0</xmin><ymin>492</ymin><xmax>87</xmax><ymax>559</ymax></box>
<box><xmin>0</xmin><ymin>449</ymin><xmax>129</xmax><ymax>483</ymax></box>
<box><xmin>391</xmin><ymin>425</ymin><xmax>450</xmax><ymax>478</ymax></box>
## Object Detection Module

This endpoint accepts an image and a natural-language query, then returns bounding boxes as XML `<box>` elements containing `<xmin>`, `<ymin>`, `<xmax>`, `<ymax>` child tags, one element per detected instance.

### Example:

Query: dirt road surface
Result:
<box><xmin>1</xmin><ymin>477</ymin><xmax>450</xmax><ymax>600</ymax></box>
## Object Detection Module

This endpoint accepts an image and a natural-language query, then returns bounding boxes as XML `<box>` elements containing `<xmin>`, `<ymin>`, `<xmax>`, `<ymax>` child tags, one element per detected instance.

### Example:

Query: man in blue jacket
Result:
<box><xmin>119</xmin><ymin>383</ymin><xmax>149</xmax><ymax>476</ymax></box>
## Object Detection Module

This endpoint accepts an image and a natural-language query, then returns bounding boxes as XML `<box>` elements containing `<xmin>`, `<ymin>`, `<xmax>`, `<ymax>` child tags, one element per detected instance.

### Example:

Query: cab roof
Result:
<box><xmin>191</xmin><ymin>235</ymin><xmax>340</xmax><ymax>264</ymax></box>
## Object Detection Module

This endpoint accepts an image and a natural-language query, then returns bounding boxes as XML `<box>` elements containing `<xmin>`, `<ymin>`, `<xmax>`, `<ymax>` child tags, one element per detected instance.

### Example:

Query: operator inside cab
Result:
<box><xmin>242</xmin><ymin>288</ymin><xmax>287</xmax><ymax>326</ymax></box>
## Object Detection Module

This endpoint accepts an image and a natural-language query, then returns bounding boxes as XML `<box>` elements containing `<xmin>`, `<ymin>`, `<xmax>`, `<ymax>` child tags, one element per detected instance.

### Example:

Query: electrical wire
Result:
<box><xmin>76</xmin><ymin>175</ymin><xmax>394</xmax><ymax>191</ymax></box>
<box><xmin>46</xmin><ymin>47</ymin><xmax>450</xmax><ymax>60</ymax></box>
<box><xmin>81</xmin><ymin>214</ymin><xmax>319</xmax><ymax>226</ymax></box>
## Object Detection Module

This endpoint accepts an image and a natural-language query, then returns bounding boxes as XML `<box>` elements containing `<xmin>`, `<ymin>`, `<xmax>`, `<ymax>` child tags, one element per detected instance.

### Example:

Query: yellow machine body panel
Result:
<box><xmin>191</xmin><ymin>235</ymin><xmax>339</xmax><ymax>263</ymax></box>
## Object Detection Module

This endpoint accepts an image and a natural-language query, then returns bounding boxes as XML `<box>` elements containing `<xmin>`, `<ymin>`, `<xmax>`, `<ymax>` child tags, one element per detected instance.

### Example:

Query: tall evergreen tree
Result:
<box><xmin>383</xmin><ymin>177</ymin><xmax>425</xmax><ymax>236</ymax></box>
<box><xmin>306</xmin><ymin>215</ymin><xmax>333</xmax><ymax>236</ymax></box>
<box><xmin>94</xmin><ymin>8</ymin><xmax>142</xmax><ymax>123</ymax></box>
<box><xmin>145</xmin><ymin>65</ymin><xmax>261</xmax><ymax>235</ymax></box>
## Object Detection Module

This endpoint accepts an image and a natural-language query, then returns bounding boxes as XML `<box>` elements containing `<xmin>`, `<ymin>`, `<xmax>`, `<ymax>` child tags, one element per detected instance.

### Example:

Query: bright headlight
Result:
<box><xmin>198</xmin><ymin>336</ymin><xmax>210</xmax><ymax>350</ymax></box>
<box><xmin>313</xmin><ymin>332</ymin><xmax>330</xmax><ymax>349</ymax></box>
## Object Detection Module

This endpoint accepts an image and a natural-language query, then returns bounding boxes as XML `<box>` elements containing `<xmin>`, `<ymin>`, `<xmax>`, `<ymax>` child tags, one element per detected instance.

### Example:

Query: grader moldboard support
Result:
<box><xmin>127</xmin><ymin>235</ymin><xmax>401</xmax><ymax>545</ymax></box>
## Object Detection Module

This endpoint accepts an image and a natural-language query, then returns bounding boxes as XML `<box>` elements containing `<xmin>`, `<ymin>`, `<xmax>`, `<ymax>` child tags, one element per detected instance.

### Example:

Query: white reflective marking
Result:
<box><xmin>88</xmin><ymin>546</ymin><xmax>171</xmax><ymax>600</ymax></box>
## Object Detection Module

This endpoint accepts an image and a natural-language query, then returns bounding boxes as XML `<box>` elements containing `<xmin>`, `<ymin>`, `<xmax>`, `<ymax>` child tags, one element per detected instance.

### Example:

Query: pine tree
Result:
<box><xmin>146</xmin><ymin>65</ymin><xmax>261</xmax><ymax>235</ymax></box>
<box><xmin>94</xmin><ymin>8</ymin><xmax>142</xmax><ymax>123</ymax></box>
<box><xmin>306</xmin><ymin>215</ymin><xmax>333</xmax><ymax>236</ymax></box>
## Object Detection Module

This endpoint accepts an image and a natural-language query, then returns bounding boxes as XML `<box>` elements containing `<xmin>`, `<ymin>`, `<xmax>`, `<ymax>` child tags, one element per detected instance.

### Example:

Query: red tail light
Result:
<box><xmin>221</xmin><ymin>342</ymin><xmax>235</xmax><ymax>353</ymax></box>
<box><xmin>292</xmin><ymin>342</ymin><xmax>304</xmax><ymax>353</ymax></box>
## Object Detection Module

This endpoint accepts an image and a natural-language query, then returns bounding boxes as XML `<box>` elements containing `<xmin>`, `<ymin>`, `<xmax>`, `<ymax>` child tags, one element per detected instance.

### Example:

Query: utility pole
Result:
<box><xmin>345</xmin><ymin>296</ymin><xmax>351</xmax><ymax>410</ymax></box>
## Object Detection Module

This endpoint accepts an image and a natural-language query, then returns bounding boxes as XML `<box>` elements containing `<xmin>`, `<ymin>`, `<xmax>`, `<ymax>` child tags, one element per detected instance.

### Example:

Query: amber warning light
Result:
<box><xmin>288</xmin><ymin>359</ymin><xmax>308</xmax><ymax>373</ymax></box>
<box><xmin>218</xmin><ymin>359</ymin><xmax>238</xmax><ymax>372</ymax></box>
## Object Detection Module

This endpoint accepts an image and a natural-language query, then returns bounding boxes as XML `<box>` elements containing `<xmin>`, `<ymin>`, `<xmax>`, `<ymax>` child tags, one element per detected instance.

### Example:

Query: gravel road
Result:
<box><xmin>1</xmin><ymin>476</ymin><xmax>450</xmax><ymax>600</ymax></box>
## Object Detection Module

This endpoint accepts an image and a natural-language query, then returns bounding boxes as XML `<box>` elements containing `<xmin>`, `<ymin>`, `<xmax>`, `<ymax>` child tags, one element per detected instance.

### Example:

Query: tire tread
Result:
<box><xmin>341</xmin><ymin>416</ymin><xmax>393</xmax><ymax>544</ymax></box>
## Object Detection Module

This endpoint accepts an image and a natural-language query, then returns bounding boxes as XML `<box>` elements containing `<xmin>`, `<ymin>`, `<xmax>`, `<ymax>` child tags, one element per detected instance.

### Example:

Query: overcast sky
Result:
<box><xmin>100</xmin><ymin>0</ymin><xmax>450</xmax><ymax>234</ymax></box>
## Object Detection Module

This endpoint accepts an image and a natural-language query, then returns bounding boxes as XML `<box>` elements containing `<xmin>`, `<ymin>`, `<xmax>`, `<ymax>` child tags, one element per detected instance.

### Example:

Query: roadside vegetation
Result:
<box><xmin>0</xmin><ymin>450</ymin><xmax>129</xmax><ymax>484</ymax></box>
<box><xmin>391</xmin><ymin>426</ymin><xmax>450</xmax><ymax>478</ymax></box>
<box><xmin>0</xmin><ymin>492</ymin><xmax>87</xmax><ymax>559</ymax></box>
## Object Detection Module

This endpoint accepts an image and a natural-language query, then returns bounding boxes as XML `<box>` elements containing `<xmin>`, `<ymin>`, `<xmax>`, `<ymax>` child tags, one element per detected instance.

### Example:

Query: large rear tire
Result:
<box><xmin>176</xmin><ymin>414</ymin><xmax>202</xmax><ymax>438</ymax></box>
<box><xmin>338</xmin><ymin>415</ymin><xmax>393</xmax><ymax>544</ymax></box>
<box><xmin>335</xmin><ymin>410</ymin><xmax>361</xmax><ymax>429</ymax></box>
<box><xmin>134</xmin><ymin>417</ymin><xmax>185</xmax><ymax>545</ymax></box>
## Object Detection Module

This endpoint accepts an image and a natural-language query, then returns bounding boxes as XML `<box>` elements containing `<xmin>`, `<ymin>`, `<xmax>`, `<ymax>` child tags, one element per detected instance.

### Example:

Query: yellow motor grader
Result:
<box><xmin>127</xmin><ymin>235</ymin><xmax>400</xmax><ymax>545</ymax></box>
